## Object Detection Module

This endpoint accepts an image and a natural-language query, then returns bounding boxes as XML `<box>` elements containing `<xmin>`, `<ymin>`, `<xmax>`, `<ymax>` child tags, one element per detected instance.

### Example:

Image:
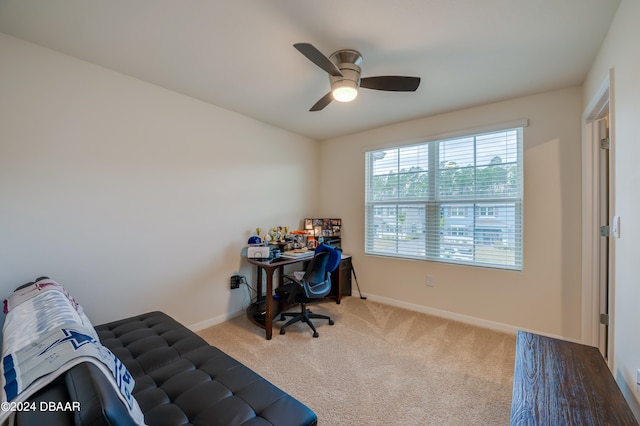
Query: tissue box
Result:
<box><xmin>247</xmin><ymin>246</ymin><xmax>270</xmax><ymax>259</ymax></box>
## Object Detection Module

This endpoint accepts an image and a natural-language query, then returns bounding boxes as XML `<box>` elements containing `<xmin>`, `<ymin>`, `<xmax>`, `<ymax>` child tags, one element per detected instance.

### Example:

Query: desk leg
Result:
<box><xmin>277</xmin><ymin>265</ymin><xmax>285</xmax><ymax>286</ymax></box>
<box><xmin>265</xmin><ymin>270</ymin><xmax>274</xmax><ymax>340</ymax></box>
<box><xmin>265</xmin><ymin>265</ymin><xmax>287</xmax><ymax>340</ymax></box>
<box><xmin>255</xmin><ymin>265</ymin><xmax>263</xmax><ymax>300</ymax></box>
<box><xmin>336</xmin><ymin>266</ymin><xmax>342</xmax><ymax>304</ymax></box>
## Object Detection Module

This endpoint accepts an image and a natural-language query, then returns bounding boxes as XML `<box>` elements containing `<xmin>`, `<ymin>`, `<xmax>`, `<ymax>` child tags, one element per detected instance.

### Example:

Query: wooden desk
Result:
<box><xmin>247</xmin><ymin>254</ymin><xmax>351</xmax><ymax>340</ymax></box>
<box><xmin>247</xmin><ymin>256</ymin><xmax>303</xmax><ymax>340</ymax></box>
<box><xmin>510</xmin><ymin>331</ymin><xmax>637</xmax><ymax>425</ymax></box>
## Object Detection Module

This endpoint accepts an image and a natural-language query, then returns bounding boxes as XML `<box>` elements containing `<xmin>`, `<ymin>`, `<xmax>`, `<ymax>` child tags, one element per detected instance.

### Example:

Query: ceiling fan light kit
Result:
<box><xmin>332</xmin><ymin>80</ymin><xmax>358</xmax><ymax>102</ymax></box>
<box><xmin>294</xmin><ymin>43</ymin><xmax>420</xmax><ymax>111</ymax></box>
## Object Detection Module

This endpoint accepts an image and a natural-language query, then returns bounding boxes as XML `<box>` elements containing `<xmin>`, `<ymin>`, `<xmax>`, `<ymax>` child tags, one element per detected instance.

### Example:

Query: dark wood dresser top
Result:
<box><xmin>510</xmin><ymin>330</ymin><xmax>637</xmax><ymax>425</ymax></box>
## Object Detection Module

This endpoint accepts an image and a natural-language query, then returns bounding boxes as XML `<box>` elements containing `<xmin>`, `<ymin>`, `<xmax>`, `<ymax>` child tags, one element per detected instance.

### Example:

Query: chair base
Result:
<box><xmin>279</xmin><ymin>303</ymin><xmax>334</xmax><ymax>338</ymax></box>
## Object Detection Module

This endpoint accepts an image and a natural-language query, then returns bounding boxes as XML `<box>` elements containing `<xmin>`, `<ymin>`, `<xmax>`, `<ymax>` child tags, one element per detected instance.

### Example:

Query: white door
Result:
<box><xmin>597</xmin><ymin>116</ymin><xmax>610</xmax><ymax>359</ymax></box>
<box><xmin>582</xmin><ymin>73</ymin><xmax>614</xmax><ymax>362</ymax></box>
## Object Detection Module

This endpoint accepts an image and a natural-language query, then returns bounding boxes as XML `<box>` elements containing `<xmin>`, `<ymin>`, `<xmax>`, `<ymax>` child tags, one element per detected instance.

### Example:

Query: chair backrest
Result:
<box><xmin>314</xmin><ymin>243</ymin><xmax>342</xmax><ymax>273</ymax></box>
<box><xmin>300</xmin><ymin>251</ymin><xmax>332</xmax><ymax>299</ymax></box>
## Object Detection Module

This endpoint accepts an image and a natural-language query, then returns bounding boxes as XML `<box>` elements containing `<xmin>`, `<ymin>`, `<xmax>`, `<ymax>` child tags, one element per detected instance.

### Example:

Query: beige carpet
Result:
<box><xmin>198</xmin><ymin>297</ymin><xmax>516</xmax><ymax>425</ymax></box>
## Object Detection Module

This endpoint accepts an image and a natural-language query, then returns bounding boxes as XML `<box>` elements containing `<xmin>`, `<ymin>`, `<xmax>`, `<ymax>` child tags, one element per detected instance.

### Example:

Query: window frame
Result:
<box><xmin>364</xmin><ymin>124</ymin><xmax>524</xmax><ymax>270</ymax></box>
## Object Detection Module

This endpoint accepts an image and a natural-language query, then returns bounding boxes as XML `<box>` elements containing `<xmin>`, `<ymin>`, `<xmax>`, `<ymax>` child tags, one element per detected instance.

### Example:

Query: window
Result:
<box><xmin>479</xmin><ymin>207</ymin><xmax>496</xmax><ymax>217</ymax></box>
<box><xmin>365</xmin><ymin>127</ymin><xmax>523</xmax><ymax>270</ymax></box>
<box><xmin>450</xmin><ymin>225</ymin><xmax>466</xmax><ymax>237</ymax></box>
<box><xmin>449</xmin><ymin>206</ymin><xmax>466</xmax><ymax>217</ymax></box>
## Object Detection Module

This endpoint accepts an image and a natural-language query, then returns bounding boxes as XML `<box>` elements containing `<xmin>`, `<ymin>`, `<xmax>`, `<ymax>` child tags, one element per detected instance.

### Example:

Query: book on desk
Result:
<box><xmin>280</xmin><ymin>249</ymin><xmax>314</xmax><ymax>260</ymax></box>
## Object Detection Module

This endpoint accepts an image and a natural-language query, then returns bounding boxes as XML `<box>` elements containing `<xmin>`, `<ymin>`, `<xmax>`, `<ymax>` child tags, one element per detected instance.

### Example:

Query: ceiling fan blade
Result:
<box><xmin>294</xmin><ymin>43</ymin><xmax>343</xmax><ymax>77</ymax></box>
<box><xmin>309</xmin><ymin>92</ymin><xmax>333</xmax><ymax>111</ymax></box>
<box><xmin>360</xmin><ymin>76</ymin><xmax>421</xmax><ymax>92</ymax></box>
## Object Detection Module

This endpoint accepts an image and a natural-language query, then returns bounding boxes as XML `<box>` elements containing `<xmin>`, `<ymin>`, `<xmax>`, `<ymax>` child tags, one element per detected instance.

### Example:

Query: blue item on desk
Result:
<box><xmin>315</xmin><ymin>243</ymin><xmax>341</xmax><ymax>272</ymax></box>
<box><xmin>248</xmin><ymin>235</ymin><xmax>262</xmax><ymax>245</ymax></box>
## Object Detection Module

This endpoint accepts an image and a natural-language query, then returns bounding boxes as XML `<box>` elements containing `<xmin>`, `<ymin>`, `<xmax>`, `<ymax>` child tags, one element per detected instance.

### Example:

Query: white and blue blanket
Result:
<box><xmin>1</xmin><ymin>280</ymin><xmax>145</xmax><ymax>425</ymax></box>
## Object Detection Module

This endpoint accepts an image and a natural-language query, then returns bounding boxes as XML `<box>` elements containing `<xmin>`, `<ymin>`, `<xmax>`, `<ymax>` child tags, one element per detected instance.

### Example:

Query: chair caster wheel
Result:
<box><xmin>313</xmin><ymin>332</ymin><xmax>319</xmax><ymax>338</ymax></box>
<box><xmin>280</xmin><ymin>315</ymin><xmax>286</xmax><ymax>321</ymax></box>
<box><xmin>329</xmin><ymin>320</ymin><xmax>335</xmax><ymax>325</ymax></box>
<box><xmin>280</xmin><ymin>328</ymin><xmax>286</xmax><ymax>335</ymax></box>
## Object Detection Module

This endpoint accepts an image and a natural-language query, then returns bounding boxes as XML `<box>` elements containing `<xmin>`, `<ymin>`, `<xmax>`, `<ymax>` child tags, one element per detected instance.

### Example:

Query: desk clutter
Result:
<box><xmin>247</xmin><ymin>218</ymin><xmax>341</xmax><ymax>261</ymax></box>
<box><xmin>244</xmin><ymin>219</ymin><xmax>349</xmax><ymax>339</ymax></box>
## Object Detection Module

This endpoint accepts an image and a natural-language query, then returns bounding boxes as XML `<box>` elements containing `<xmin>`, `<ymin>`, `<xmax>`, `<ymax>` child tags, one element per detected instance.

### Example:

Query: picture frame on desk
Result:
<box><xmin>305</xmin><ymin>217</ymin><xmax>342</xmax><ymax>245</ymax></box>
<box><xmin>307</xmin><ymin>236</ymin><xmax>317</xmax><ymax>249</ymax></box>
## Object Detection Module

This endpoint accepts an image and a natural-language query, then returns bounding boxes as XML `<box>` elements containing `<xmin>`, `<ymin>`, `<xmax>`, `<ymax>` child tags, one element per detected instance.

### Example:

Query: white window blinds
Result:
<box><xmin>365</xmin><ymin>127</ymin><xmax>523</xmax><ymax>270</ymax></box>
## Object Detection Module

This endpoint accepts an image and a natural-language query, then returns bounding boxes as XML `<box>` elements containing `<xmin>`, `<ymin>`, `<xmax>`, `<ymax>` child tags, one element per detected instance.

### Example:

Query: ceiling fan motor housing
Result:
<box><xmin>329</xmin><ymin>49</ymin><xmax>362</xmax><ymax>98</ymax></box>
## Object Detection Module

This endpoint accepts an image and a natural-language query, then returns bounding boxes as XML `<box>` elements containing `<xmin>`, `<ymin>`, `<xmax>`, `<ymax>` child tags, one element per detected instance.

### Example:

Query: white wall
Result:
<box><xmin>319</xmin><ymin>87</ymin><xmax>583</xmax><ymax>339</ymax></box>
<box><xmin>584</xmin><ymin>0</ymin><xmax>640</xmax><ymax>417</ymax></box>
<box><xmin>0</xmin><ymin>33</ymin><xmax>319</xmax><ymax>328</ymax></box>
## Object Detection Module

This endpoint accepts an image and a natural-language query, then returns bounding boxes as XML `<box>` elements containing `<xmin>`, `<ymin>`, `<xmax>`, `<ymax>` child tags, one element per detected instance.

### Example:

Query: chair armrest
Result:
<box><xmin>13</xmin><ymin>379</ymin><xmax>74</xmax><ymax>426</ymax></box>
<box><xmin>64</xmin><ymin>362</ymin><xmax>134</xmax><ymax>426</ymax></box>
<box><xmin>14</xmin><ymin>363</ymin><xmax>132</xmax><ymax>426</ymax></box>
<box><xmin>276</xmin><ymin>279</ymin><xmax>302</xmax><ymax>303</ymax></box>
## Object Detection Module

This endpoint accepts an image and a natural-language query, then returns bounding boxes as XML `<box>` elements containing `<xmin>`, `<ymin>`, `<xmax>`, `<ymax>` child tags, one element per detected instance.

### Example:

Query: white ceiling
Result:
<box><xmin>0</xmin><ymin>0</ymin><xmax>620</xmax><ymax>140</ymax></box>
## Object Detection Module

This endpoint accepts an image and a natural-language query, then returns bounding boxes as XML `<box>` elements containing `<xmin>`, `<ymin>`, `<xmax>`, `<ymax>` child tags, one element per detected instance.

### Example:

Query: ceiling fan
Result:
<box><xmin>294</xmin><ymin>42</ymin><xmax>421</xmax><ymax>111</ymax></box>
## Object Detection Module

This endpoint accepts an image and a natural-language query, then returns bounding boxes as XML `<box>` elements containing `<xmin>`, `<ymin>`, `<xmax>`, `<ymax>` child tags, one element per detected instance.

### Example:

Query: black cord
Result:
<box><xmin>240</xmin><ymin>276</ymin><xmax>259</xmax><ymax>307</ymax></box>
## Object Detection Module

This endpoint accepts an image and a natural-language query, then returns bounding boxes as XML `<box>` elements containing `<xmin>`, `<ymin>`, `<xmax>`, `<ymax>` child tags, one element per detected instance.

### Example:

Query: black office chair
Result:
<box><xmin>275</xmin><ymin>249</ymin><xmax>336</xmax><ymax>337</ymax></box>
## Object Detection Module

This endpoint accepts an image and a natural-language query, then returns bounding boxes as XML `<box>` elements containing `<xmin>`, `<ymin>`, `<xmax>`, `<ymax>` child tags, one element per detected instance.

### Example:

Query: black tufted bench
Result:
<box><xmin>15</xmin><ymin>311</ymin><xmax>317</xmax><ymax>426</ymax></box>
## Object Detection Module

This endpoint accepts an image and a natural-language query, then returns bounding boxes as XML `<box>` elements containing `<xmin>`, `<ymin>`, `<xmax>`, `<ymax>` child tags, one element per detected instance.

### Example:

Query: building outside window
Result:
<box><xmin>450</xmin><ymin>206</ymin><xmax>466</xmax><ymax>217</ymax></box>
<box><xmin>479</xmin><ymin>206</ymin><xmax>496</xmax><ymax>217</ymax></box>
<box><xmin>450</xmin><ymin>225</ymin><xmax>466</xmax><ymax>237</ymax></box>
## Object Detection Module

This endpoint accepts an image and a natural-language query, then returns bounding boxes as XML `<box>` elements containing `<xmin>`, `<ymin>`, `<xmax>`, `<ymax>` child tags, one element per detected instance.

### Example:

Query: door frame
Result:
<box><xmin>582</xmin><ymin>69</ymin><xmax>615</xmax><ymax>364</ymax></box>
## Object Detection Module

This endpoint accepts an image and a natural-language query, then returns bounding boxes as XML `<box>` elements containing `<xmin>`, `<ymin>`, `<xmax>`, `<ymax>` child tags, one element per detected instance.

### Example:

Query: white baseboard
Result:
<box><xmin>188</xmin><ymin>309</ymin><xmax>245</xmax><ymax>332</ymax></box>
<box><xmin>364</xmin><ymin>294</ymin><xmax>577</xmax><ymax>342</ymax></box>
<box><xmin>188</xmin><ymin>294</ymin><xmax>574</xmax><ymax>343</ymax></box>
<box><xmin>364</xmin><ymin>294</ymin><xmax>520</xmax><ymax>335</ymax></box>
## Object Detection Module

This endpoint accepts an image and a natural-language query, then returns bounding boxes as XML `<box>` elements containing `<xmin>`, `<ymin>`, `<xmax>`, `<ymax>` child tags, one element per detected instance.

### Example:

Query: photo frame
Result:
<box><xmin>305</xmin><ymin>218</ymin><xmax>341</xmax><ymax>239</ymax></box>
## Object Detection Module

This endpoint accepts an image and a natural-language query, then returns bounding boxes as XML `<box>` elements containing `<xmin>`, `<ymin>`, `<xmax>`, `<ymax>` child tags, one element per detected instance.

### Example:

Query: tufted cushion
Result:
<box><xmin>95</xmin><ymin>312</ymin><xmax>317</xmax><ymax>426</ymax></box>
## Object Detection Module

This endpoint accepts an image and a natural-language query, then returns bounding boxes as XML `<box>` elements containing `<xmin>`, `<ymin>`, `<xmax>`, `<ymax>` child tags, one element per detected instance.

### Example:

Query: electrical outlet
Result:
<box><xmin>426</xmin><ymin>275</ymin><xmax>434</xmax><ymax>287</ymax></box>
<box><xmin>230</xmin><ymin>275</ymin><xmax>242</xmax><ymax>289</ymax></box>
